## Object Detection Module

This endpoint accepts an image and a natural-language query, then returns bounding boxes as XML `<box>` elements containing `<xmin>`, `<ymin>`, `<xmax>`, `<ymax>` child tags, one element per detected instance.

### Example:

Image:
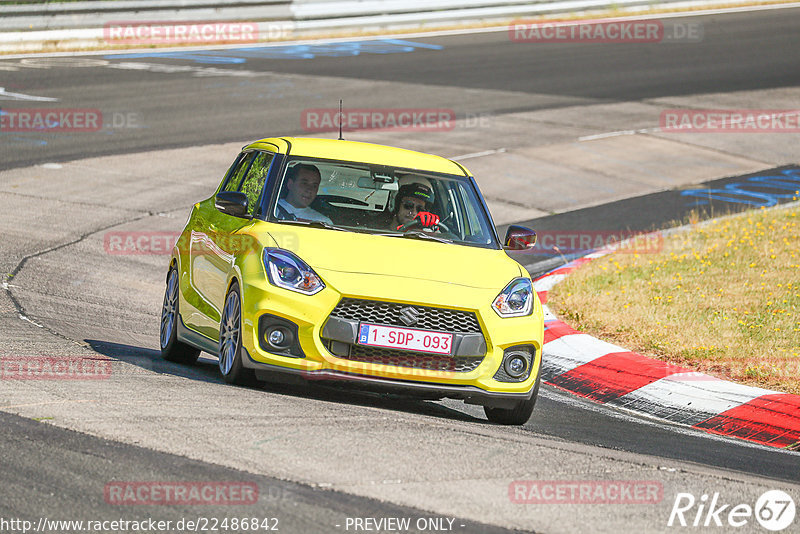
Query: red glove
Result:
<box><xmin>416</xmin><ymin>211</ymin><xmax>439</xmax><ymax>228</ymax></box>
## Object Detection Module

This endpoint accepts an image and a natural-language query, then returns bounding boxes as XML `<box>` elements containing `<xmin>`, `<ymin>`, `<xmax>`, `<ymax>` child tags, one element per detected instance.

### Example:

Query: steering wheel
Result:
<box><xmin>397</xmin><ymin>218</ymin><xmax>452</xmax><ymax>234</ymax></box>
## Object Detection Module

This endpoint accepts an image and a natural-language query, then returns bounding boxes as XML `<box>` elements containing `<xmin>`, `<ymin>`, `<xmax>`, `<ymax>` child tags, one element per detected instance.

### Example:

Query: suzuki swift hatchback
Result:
<box><xmin>160</xmin><ymin>137</ymin><xmax>543</xmax><ymax>424</ymax></box>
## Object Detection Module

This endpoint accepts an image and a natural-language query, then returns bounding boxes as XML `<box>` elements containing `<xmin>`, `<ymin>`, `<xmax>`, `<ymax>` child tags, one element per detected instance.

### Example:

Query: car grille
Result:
<box><xmin>329</xmin><ymin>298</ymin><xmax>482</xmax><ymax>334</ymax></box>
<box><xmin>332</xmin><ymin>343</ymin><xmax>484</xmax><ymax>373</ymax></box>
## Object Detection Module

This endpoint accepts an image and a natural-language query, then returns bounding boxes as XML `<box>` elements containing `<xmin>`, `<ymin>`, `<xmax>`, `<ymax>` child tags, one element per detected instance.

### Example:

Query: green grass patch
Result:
<box><xmin>549</xmin><ymin>203</ymin><xmax>800</xmax><ymax>395</ymax></box>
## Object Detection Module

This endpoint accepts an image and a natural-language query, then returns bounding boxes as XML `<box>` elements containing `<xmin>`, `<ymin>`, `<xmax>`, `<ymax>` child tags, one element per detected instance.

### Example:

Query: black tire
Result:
<box><xmin>484</xmin><ymin>371</ymin><xmax>541</xmax><ymax>425</ymax></box>
<box><xmin>160</xmin><ymin>266</ymin><xmax>201</xmax><ymax>364</ymax></box>
<box><xmin>218</xmin><ymin>281</ymin><xmax>260</xmax><ymax>386</ymax></box>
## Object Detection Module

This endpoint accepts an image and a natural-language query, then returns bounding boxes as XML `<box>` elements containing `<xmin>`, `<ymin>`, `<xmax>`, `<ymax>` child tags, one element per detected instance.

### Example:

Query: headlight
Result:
<box><xmin>264</xmin><ymin>249</ymin><xmax>325</xmax><ymax>295</ymax></box>
<box><xmin>492</xmin><ymin>278</ymin><xmax>533</xmax><ymax>317</ymax></box>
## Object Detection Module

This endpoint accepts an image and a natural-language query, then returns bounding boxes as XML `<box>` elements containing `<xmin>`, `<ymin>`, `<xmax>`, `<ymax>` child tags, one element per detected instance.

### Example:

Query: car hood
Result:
<box><xmin>263</xmin><ymin>224</ymin><xmax>522</xmax><ymax>290</ymax></box>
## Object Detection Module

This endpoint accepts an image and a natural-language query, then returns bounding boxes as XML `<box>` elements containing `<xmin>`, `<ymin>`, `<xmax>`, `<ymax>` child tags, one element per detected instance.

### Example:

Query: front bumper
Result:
<box><xmin>243</xmin><ymin>350</ymin><xmax>539</xmax><ymax>409</ymax></box>
<box><xmin>238</xmin><ymin>270</ymin><xmax>544</xmax><ymax>403</ymax></box>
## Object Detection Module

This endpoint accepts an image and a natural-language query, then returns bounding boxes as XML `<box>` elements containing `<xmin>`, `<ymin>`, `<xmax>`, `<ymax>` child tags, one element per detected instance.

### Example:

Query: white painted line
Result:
<box><xmin>451</xmin><ymin>148</ymin><xmax>506</xmax><ymax>161</ymax></box>
<box><xmin>578</xmin><ymin>127</ymin><xmax>660</xmax><ymax>141</ymax></box>
<box><xmin>0</xmin><ymin>87</ymin><xmax>59</xmax><ymax>102</ymax></box>
<box><xmin>19</xmin><ymin>314</ymin><xmax>44</xmax><ymax>328</ymax></box>
<box><xmin>579</xmin><ymin>108</ymin><xmax>800</xmax><ymax>141</ymax></box>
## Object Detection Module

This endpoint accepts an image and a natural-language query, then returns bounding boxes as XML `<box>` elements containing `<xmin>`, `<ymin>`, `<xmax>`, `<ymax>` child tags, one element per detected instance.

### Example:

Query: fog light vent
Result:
<box><xmin>258</xmin><ymin>315</ymin><xmax>305</xmax><ymax>358</ymax></box>
<box><xmin>493</xmin><ymin>346</ymin><xmax>535</xmax><ymax>383</ymax></box>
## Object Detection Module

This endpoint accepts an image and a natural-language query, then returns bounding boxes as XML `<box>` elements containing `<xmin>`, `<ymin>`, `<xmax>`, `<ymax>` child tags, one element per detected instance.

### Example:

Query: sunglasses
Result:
<box><xmin>402</xmin><ymin>201</ymin><xmax>426</xmax><ymax>212</ymax></box>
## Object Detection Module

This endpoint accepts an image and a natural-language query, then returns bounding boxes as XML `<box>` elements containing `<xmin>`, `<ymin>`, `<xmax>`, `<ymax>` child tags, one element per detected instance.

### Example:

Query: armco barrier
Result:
<box><xmin>0</xmin><ymin>0</ymin><xmax>291</xmax><ymax>31</ymax></box>
<box><xmin>0</xmin><ymin>0</ymin><xmax>773</xmax><ymax>49</ymax></box>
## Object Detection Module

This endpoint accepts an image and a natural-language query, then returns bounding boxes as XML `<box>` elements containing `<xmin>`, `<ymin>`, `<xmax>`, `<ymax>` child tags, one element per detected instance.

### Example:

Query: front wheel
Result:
<box><xmin>160</xmin><ymin>267</ymin><xmax>200</xmax><ymax>364</ymax></box>
<box><xmin>218</xmin><ymin>282</ymin><xmax>260</xmax><ymax>386</ymax></box>
<box><xmin>484</xmin><ymin>372</ymin><xmax>541</xmax><ymax>425</ymax></box>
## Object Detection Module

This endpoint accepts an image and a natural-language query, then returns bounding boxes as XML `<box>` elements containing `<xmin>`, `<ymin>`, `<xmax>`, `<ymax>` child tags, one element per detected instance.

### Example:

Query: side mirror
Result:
<box><xmin>215</xmin><ymin>191</ymin><xmax>249</xmax><ymax>218</ymax></box>
<box><xmin>504</xmin><ymin>225</ymin><xmax>537</xmax><ymax>250</ymax></box>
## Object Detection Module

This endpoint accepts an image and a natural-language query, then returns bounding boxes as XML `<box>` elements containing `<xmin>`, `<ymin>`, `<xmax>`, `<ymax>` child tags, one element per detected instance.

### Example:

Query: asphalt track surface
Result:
<box><xmin>1</xmin><ymin>8</ymin><xmax>800</xmax><ymax>170</ymax></box>
<box><xmin>0</xmin><ymin>411</ymin><xmax>513</xmax><ymax>533</ymax></box>
<box><xmin>1</xmin><ymin>7</ymin><xmax>800</xmax><ymax>533</ymax></box>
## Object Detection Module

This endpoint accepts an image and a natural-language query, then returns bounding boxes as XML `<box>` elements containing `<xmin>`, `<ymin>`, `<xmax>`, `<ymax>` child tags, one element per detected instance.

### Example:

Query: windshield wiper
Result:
<box><xmin>380</xmin><ymin>230</ymin><xmax>452</xmax><ymax>244</ymax></box>
<box><xmin>278</xmin><ymin>219</ymin><xmax>348</xmax><ymax>232</ymax></box>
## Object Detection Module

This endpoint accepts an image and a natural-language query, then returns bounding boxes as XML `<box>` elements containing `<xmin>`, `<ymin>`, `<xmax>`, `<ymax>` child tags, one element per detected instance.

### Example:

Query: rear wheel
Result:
<box><xmin>218</xmin><ymin>282</ymin><xmax>259</xmax><ymax>386</ymax></box>
<box><xmin>484</xmin><ymin>372</ymin><xmax>541</xmax><ymax>425</ymax></box>
<box><xmin>160</xmin><ymin>267</ymin><xmax>200</xmax><ymax>364</ymax></box>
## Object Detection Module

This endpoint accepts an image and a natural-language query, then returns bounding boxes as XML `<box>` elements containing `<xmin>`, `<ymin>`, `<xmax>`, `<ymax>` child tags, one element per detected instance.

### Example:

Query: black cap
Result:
<box><xmin>398</xmin><ymin>183</ymin><xmax>433</xmax><ymax>205</ymax></box>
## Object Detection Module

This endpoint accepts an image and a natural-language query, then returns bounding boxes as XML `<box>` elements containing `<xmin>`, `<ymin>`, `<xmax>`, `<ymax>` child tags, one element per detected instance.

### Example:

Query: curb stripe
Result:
<box><xmin>543</xmin><ymin>321</ymin><xmax>581</xmax><ymax>343</ymax></box>
<box><xmin>547</xmin><ymin>351</ymin><xmax>690</xmax><ymax>403</ymax></box>
<box><xmin>540</xmin><ymin>333</ymin><xmax>629</xmax><ymax>379</ymax></box>
<box><xmin>693</xmin><ymin>394</ymin><xmax>800</xmax><ymax>448</ymax></box>
<box><xmin>533</xmin><ymin>239</ymin><xmax>800</xmax><ymax>449</ymax></box>
<box><xmin>533</xmin><ymin>274</ymin><xmax>566</xmax><ymax>292</ymax></box>
<box><xmin>606</xmin><ymin>372</ymin><xmax>777</xmax><ymax>427</ymax></box>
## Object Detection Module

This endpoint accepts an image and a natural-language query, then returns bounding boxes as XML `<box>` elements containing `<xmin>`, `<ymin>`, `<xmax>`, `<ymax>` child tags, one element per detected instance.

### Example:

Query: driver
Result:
<box><xmin>390</xmin><ymin>177</ymin><xmax>440</xmax><ymax>231</ymax></box>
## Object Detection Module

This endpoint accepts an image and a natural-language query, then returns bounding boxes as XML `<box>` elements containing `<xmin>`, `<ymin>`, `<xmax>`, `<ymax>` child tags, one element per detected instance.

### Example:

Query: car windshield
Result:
<box><xmin>268</xmin><ymin>158</ymin><xmax>499</xmax><ymax>249</ymax></box>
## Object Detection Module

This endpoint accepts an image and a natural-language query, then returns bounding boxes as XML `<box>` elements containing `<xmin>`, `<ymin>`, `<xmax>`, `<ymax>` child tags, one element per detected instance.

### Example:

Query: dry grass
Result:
<box><xmin>549</xmin><ymin>203</ymin><xmax>800</xmax><ymax>395</ymax></box>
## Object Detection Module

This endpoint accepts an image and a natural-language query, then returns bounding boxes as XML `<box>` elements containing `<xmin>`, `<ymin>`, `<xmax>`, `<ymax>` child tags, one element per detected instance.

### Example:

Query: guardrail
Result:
<box><xmin>0</xmin><ymin>0</ymin><xmax>685</xmax><ymax>31</ymax></box>
<box><xmin>1</xmin><ymin>0</ymin><xmax>292</xmax><ymax>30</ymax></box>
<box><xmin>0</xmin><ymin>0</ymin><xmax>764</xmax><ymax>52</ymax></box>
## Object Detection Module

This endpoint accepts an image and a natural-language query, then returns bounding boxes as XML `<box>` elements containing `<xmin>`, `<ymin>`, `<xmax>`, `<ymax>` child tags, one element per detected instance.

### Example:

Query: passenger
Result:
<box><xmin>277</xmin><ymin>164</ymin><xmax>333</xmax><ymax>224</ymax></box>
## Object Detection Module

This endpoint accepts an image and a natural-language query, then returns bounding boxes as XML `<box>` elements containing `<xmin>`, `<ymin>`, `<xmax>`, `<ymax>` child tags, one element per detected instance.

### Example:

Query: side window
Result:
<box><xmin>223</xmin><ymin>152</ymin><xmax>255</xmax><ymax>193</ymax></box>
<box><xmin>454</xmin><ymin>182</ymin><xmax>491</xmax><ymax>242</ymax></box>
<box><xmin>240</xmin><ymin>151</ymin><xmax>275</xmax><ymax>216</ymax></box>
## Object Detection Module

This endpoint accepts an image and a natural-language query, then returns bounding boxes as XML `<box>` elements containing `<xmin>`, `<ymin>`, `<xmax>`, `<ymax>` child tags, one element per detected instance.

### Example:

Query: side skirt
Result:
<box><xmin>177</xmin><ymin>315</ymin><xmax>218</xmax><ymax>355</ymax></box>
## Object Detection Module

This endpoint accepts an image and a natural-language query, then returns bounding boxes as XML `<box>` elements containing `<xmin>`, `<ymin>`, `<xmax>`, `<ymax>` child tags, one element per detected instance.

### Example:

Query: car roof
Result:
<box><xmin>244</xmin><ymin>137</ymin><xmax>470</xmax><ymax>176</ymax></box>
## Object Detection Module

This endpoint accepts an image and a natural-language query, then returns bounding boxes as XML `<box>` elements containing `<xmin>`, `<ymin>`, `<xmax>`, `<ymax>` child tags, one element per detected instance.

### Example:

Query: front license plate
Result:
<box><xmin>357</xmin><ymin>323</ymin><xmax>453</xmax><ymax>355</ymax></box>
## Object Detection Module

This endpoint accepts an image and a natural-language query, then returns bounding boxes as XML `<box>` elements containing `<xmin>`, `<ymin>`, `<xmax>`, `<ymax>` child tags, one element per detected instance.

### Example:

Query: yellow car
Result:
<box><xmin>160</xmin><ymin>137</ymin><xmax>543</xmax><ymax>424</ymax></box>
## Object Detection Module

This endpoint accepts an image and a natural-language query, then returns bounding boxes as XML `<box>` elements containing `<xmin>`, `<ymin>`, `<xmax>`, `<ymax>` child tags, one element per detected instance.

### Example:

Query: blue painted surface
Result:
<box><xmin>681</xmin><ymin>168</ymin><xmax>800</xmax><ymax>208</ymax></box>
<box><xmin>0</xmin><ymin>109</ymin><xmax>49</xmax><ymax>144</ymax></box>
<box><xmin>104</xmin><ymin>39</ymin><xmax>443</xmax><ymax>64</ymax></box>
